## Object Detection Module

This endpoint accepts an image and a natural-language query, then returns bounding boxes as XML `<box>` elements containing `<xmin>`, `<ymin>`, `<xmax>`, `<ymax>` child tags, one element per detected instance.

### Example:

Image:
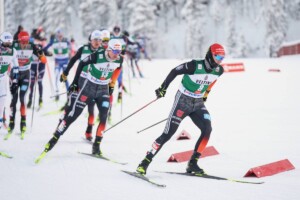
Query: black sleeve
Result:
<box><xmin>32</xmin><ymin>43</ymin><xmax>43</xmax><ymax>57</ymax></box>
<box><xmin>72</xmin><ymin>52</ymin><xmax>97</xmax><ymax>85</ymax></box>
<box><xmin>160</xmin><ymin>60</ymin><xmax>196</xmax><ymax>89</ymax></box>
<box><xmin>64</xmin><ymin>46</ymin><xmax>84</xmax><ymax>76</ymax></box>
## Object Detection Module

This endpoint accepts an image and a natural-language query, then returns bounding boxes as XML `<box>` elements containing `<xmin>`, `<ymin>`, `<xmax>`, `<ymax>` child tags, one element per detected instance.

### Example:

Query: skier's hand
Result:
<box><xmin>109</xmin><ymin>86</ymin><xmax>114</xmax><ymax>96</ymax></box>
<box><xmin>10</xmin><ymin>80</ymin><xmax>18</xmax><ymax>95</ymax></box>
<box><xmin>155</xmin><ymin>86</ymin><xmax>166</xmax><ymax>98</ymax></box>
<box><xmin>68</xmin><ymin>83</ymin><xmax>78</xmax><ymax>94</ymax></box>
<box><xmin>203</xmin><ymin>97</ymin><xmax>207</xmax><ymax>102</ymax></box>
<box><xmin>60</xmin><ymin>72</ymin><xmax>68</xmax><ymax>82</ymax></box>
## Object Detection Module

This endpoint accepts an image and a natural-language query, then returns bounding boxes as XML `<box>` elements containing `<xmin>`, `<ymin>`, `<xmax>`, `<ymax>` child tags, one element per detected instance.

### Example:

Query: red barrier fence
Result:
<box><xmin>278</xmin><ymin>42</ymin><xmax>300</xmax><ymax>57</ymax></box>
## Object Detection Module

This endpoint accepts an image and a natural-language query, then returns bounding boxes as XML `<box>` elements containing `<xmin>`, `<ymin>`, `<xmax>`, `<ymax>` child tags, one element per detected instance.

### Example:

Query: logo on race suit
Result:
<box><xmin>176</xmin><ymin>64</ymin><xmax>183</xmax><ymax>71</ymax></box>
<box><xmin>194</xmin><ymin>90</ymin><xmax>201</xmax><ymax>94</ymax></box>
<box><xmin>215</xmin><ymin>67</ymin><xmax>220</xmax><ymax>72</ymax></box>
<box><xmin>99</xmin><ymin>54</ymin><xmax>103</xmax><ymax>59</ymax></box>
<box><xmin>57</xmin><ymin>120</ymin><xmax>66</xmax><ymax>133</ymax></box>
<box><xmin>80</xmin><ymin>95</ymin><xmax>88</xmax><ymax>102</ymax></box>
<box><xmin>198</xmin><ymin>64</ymin><xmax>202</xmax><ymax>70</ymax></box>
<box><xmin>149</xmin><ymin>141</ymin><xmax>161</xmax><ymax>155</ymax></box>
<box><xmin>204</xmin><ymin>75</ymin><xmax>208</xmax><ymax>80</ymax></box>
<box><xmin>176</xmin><ymin>109</ymin><xmax>184</xmax><ymax>118</ymax></box>
<box><xmin>152</xmin><ymin>141</ymin><xmax>160</xmax><ymax>150</ymax></box>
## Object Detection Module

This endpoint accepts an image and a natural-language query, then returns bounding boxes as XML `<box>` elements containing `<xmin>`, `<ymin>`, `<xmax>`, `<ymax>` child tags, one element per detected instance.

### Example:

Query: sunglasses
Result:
<box><xmin>102</xmin><ymin>38</ymin><xmax>109</xmax><ymax>42</ymax></box>
<box><xmin>214</xmin><ymin>54</ymin><xmax>224</xmax><ymax>61</ymax></box>
<box><xmin>111</xmin><ymin>49</ymin><xmax>121</xmax><ymax>55</ymax></box>
<box><xmin>92</xmin><ymin>38</ymin><xmax>101</xmax><ymax>42</ymax></box>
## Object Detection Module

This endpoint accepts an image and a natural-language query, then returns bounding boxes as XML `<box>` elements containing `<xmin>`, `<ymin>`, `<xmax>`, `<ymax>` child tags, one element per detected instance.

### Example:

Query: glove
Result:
<box><xmin>60</xmin><ymin>72</ymin><xmax>68</xmax><ymax>82</ymax></box>
<box><xmin>68</xmin><ymin>83</ymin><xmax>78</xmax><ymax>94</ymax></box>
<box><xmin>155</xmin><ymin>86</ymin><xmax>166</xmax><ymax>98</ymax></box>
<box><xmin>10</xmin><ymin>80</ymin><xmax>18</xmax><ymax>95</ymax></box>
<box><xmin>203</xmin><ymin>97</ymin><xmax>207</xmax><ymax>102</ymax></box>
<box><xmin>39</xmin><ymin>55</ymin><xmax>47</xmax><ymax>64</ymax></box>
<box><xmin>109</xmin><ymin>86</ymin><xmax>114</xmax><ymax>96</ymax></box>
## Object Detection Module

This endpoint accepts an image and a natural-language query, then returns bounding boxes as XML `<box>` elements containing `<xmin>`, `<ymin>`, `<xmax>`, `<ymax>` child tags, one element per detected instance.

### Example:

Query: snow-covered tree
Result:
<box><xmin>4</xmin><ymin>0</ymin><xmax>16</xmax><ymax>33</ymax></box>
<box><xmin>264</xmin><ymin>0</ymin><xmax>288</xmax><ymax>57</ymax></box>
<box><xmin>126</xmin><ymin>0</ymin><xmax>156</xmax><ymax>53</ymax></box>
<box><xmin>79</xmin><ymin>0</ymin><xmax>117</xmax><ymax>38</ymax></box>
<box><xmin>285</xmin><ymin>0</ymin><xmax>300</xmax><ymax>20</ymax></box>
<box><xmin>181</xmin><ymin>0</ymin><xmax>208</xmax><ymax>58</ymax></box>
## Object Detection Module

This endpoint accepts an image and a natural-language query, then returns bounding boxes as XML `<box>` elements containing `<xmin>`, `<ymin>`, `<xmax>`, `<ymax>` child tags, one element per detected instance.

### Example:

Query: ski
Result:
<box><xmin>20</xmin><ymin>131</ymin><xmax>25</xmax><ymax>140</ymax></box>
<box><xmin>35</xmin><ymin>151</ymin><xmax>47</xmax><ymax>164</ymax></box>
<box><xmin>4</xmin><ymin>131</ymin><xmax>12</xmax><ymax>140</ymax></box>
<box><xmin>154</xmin><ymin>171</ymin><xmax>264</xmax><ymax>185</ymax></box>
<box><xmin>0</xmin><ymin>151</ymin><xmax>13</xmax><ymax>159</ymax></box>
<box><xmin>42</xmin><ymin>109</ymin><xmax>63</xmax><ymax>116</ymax></box>
<box><xmin>78</xmin><ymin>152</ymin><xmax>127</xmax><ymax>165</ymax></box>
<box><xmin>122</xmin><ymin>170</ymin><xmax>166</xmax><ymax>188</ymax></box>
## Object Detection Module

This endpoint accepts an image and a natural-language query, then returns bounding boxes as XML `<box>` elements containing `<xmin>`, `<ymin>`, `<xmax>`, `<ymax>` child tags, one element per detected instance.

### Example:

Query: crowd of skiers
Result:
<box><xmin>0</xmin><ymin>24</ymin><xmax>226</xmax><ymax>176</ymax></box>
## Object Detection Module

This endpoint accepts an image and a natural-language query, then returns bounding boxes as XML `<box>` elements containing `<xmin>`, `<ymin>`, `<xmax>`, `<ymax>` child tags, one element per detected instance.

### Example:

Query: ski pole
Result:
<box><xmin>30</xmin><ymin>67</ymin><xmax>38</xmax><ymax>131</ymax></box>
<box><xmin>137</xmin><ymin>118</ymin><xmax>168</xmax><ymax>134</ymax></box>
<box><xmin>104</xmin><ymin>98</ymin><xmax>159</xmax><ymax>134</ymax></box>
<box><xmin>50</xmin><ymin>91</ymin><xmax>67</xmax><ymax>98</ymax></box>
<box><xmin>125</xmin><ymin>55</ymin><xmax>132</xmax><ymax>94</ymax></box>
<box><xmin>46</xmin><ymin>62</ymin><xmax>55</xmax><ymax>96</ymax></box>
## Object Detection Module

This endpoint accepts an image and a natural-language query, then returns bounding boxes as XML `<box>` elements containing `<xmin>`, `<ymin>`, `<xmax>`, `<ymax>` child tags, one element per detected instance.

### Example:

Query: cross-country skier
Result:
<box><xmin>44</xmin><ymin>29</ymin><xmax>71</xmax><ymax>101</ymax></box>
<box><xmin>36</xmin><ymin>39</ymin><xmax>123</xmax><ymax>161</ymax></box>
<box><xmin>27</xmin><ymin>27</ymin><xmax>52</xmax><ymax>109</ymax></box>
<box><xmin>60</xmin><ymin>29</ymin><xmax>103</xmax><ymax>141</ymax></box>
<box><xmin>0</xmin><ymin>32</ymin><xmax>18</xmax><ymax>131</ymax></box>
<box><xmin>6</xmin><ymin>31</ymin><xmax>46</xmax><ymax>139</ymax></box>
<box><xmin>136</xmin><ymin>43</ymin><xmax>226</xmax><ymax>175</ymax></box>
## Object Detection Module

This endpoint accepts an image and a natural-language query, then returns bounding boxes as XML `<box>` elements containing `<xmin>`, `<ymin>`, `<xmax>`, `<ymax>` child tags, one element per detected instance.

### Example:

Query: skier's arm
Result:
<box><xmin>43</xmin><ymin>36</ymin><xmax>54</xmax><ymax>51</ymax></box>
<box><xmin>155</xmin><ymin>60</ymin><xmax>196</xmax><ymax>98</ymax></box>
<box><xmin>108</xmin><ymin>67</ymin><xmax>121</xmax><ymax>95</ymax></box>
<box><xmin>161</xmin><ymin>60</ymin><xmax>196</xmax><ymax>89</ymax></box>
<box><xmin>203</xmin><ymin>67</ymin><xmax>224</xmax><ymax>102</ymax></box>
<box><xmin>33</xmin><ymin>44</ymin><xmax>47</xmax><ymax>64</ymax></box>
<box><xmin>63</xmin><ymin>46</ymin><xmax>84</xmax><ymax>76</ymax></box>
<box><xmin>71</xmin><ymin>52</ymin><xmax>97</xmax><ymax>85</ymax></box>
<box><xmin>11</xmin><ymin>48</ymin><xmax>19</xmax><ymax>67</ymax></box>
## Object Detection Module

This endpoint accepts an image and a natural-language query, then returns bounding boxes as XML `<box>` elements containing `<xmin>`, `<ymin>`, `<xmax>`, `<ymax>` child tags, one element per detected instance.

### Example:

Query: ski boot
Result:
<box><xmin>4</xmin><ymin>118</ymin><xmax>15</xmax><ymax>140</ymax></box>
<box><xmin>35</xmin><ymin>135</ymin><xmax>60</xmax><ymax>164</ymax></box>
<box><xmin>27</xmin><ymin>100</ymin><xmax>32</xmax><ymax>109</ymax></box>
<box><xmin>117</xmin><ymin>92</ymin><xmax>122</xmax><ymax>104</ymax></box>
<box><xmin>186</xmin><ymin>151</ymin><xmax>205</xmax><ymax>175</ymax></box>
<box><xmin>136</xmin><ymin>157</ymin><xmax>152</xmax><ymax>175</ymax></box>
<box><xmin>45</xmin><ymin>135</ymin><xmax>59</xmax><ymax>152</ymax></box>
<box><xmin>85</xmin><ymin>125</ymin><xmax>93</xmax><ymax>141</ymax></box>
<box><xmin>92</xmin><ymin>136</ymin><xmax>103</xmax><ymax>156</ymax></box>
<box><xmin>20</xmin><ymin>116</ymin><xmax>26</xmax><ymax>139</ymax></box>
<box><xmin>39</xmin><ymin>98</ymin><xmax>43</xmax><ymax>108</ymax></box>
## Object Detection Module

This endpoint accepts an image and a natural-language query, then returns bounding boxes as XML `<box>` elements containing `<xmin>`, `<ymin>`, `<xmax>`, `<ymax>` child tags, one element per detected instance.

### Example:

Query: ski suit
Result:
<box><xmin>145</xmin><ymin>59</ymin><xmax>223</xmax><ymax>160</ymax></box>
<box><xmin>0</xmin><ymin>46</ymin><xmax>18</xmax><ymax>129</ymax></box>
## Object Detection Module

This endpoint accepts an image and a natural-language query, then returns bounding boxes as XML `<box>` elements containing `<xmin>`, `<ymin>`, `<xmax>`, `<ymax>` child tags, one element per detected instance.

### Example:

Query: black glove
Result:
<box><xmin>155</xmin><ymin>86</ymin><xmax>166</xmax><ymax>98</ymax></box>
<box><xmin>10</xmin><ymin>81</ymin><xmax>18</xmax><ymax>95</ymax></box>
<box><xmin>203</xmin><ymin>97</ymin><xmax>207</xmax><ymax>102</ymax></box>
<box><xmin>68</xmin><ymin>83</ymin><xmax>78</xmax><ymax>94</ymax></box>
<box><xmin>109</xmin><ymin>86</ymin><xmax>114</xmax><ymax>96</ymax></box>
<box><xmin>60</xmin><ymin>72</ymin><xmax>68</xmax><ymax>82</ymax></box>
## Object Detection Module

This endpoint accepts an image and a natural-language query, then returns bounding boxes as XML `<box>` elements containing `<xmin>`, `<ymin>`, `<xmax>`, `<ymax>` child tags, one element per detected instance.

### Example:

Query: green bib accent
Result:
<box><xmin>0</xmin><ymin>48</ymin><xmax>14</xmax><ymax>74</ymax></box>
<box><xmin>86</xmin><ymin>49</ymin><xmax>121</xmax><ymax>84</ymax></box>
<box><xmin>181</xmin><ymin>60</ymin><xmax>223</xmax><ymax>94</ymax></box>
